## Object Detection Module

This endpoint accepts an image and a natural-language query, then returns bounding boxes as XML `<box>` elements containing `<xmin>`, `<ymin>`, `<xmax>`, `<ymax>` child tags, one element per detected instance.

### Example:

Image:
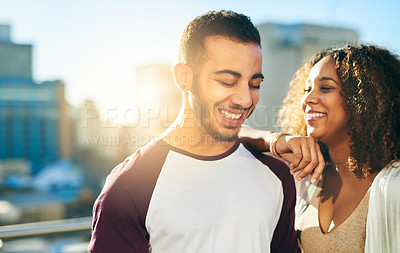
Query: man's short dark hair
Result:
<box><xmin>179</xmin><ymin>10</ymin><xmax>261</xmax><ymax>70</ymax></box>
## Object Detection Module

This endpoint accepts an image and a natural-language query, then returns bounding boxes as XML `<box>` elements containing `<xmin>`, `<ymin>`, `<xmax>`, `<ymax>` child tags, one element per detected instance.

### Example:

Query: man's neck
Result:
<box><xmin>161</xmin><ymin>116</ymin><xmax>237</xmax><ymax>156</ymax></box>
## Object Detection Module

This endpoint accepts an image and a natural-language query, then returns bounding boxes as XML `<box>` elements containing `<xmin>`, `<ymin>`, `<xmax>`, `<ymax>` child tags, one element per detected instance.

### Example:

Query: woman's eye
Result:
<box><xmin>320</xmin><ymin>86</ymin><xmax>332</xmax><ymax>92</ymax></box>
<box><xmin>304</xmin><ymin>88</ymin><xmax>311</xmax><ymax>93</ymax></box>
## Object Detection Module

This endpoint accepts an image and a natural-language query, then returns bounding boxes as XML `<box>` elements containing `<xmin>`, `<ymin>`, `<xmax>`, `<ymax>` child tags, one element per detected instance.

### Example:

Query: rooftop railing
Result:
<box><xmin>0</xmin><ymin>216</ymin><xmax>92</xmax><ymax>239</ymax></box>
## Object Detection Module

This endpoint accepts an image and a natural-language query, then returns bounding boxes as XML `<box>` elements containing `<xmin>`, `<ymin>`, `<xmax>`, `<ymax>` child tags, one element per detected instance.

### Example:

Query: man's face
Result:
<box><xmin>190</xmin><ymin>36</ymin><xmax>263</xmax><ymax>142</ymax></box>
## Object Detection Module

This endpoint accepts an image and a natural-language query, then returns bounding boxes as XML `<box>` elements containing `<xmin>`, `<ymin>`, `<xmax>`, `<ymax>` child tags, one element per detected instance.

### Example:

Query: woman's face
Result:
<box><xmin>300</xmin><ymin>57</ymin><xmax>349</xmax><ymax>146</ymax></box>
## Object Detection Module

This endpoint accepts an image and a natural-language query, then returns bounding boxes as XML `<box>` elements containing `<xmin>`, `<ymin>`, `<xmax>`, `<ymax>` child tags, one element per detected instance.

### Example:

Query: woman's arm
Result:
<box><xmin>365</xmin><ymin>161</ymin><xmax>400</xmax><ymax>252</ymax></box>
<box><xmin>240</xmin><ymin>126</ymin><xmax>324</xmax><ymax>183</ymax></box>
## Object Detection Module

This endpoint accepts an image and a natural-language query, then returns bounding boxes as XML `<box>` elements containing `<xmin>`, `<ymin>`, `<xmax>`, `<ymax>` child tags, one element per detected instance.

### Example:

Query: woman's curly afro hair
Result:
<box><xmin>278</xmin><ymin>44</ymin><xmax>400</xmax><ymax>178</ymax></box>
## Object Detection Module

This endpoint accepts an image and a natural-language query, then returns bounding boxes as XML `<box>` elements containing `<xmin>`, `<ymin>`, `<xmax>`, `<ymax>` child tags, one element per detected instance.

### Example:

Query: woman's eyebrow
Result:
<box><xmin>318</xmin><ymin>76</ymin><xmax>339</xmax><ymax>84</ymax></box>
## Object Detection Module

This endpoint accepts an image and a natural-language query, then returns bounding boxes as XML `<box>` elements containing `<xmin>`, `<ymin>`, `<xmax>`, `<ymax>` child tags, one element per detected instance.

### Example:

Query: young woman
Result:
<box><xmin>245</xmin><ymin>44</ymin><xmax>400</xmax><ymax>252</ymax></box>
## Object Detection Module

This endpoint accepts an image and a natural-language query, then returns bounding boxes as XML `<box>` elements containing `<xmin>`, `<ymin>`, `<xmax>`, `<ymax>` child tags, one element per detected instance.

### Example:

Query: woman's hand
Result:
<box><xmin>239</xmin><ymin>126</ymin><xmax>324</xmax><ymax>183</ymax></box>
<box><xmin>275</xmin><ymin>135</ymin><xmax>324</xmax><ymax>183</ymax></box>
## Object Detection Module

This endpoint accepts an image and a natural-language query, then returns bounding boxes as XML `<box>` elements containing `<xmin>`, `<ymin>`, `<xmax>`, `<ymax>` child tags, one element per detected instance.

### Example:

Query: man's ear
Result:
<box><xmin>173</xmin><ymin>62</ymin><xmax>193</xmax><ymax>92</ymax></box>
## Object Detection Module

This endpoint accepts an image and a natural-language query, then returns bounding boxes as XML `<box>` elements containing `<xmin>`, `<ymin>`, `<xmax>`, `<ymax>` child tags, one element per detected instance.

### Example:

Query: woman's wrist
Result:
<box><xmin>269</xmin><ymin>132</ymin><xmax>289</xmax><ymax>158</ymax></box>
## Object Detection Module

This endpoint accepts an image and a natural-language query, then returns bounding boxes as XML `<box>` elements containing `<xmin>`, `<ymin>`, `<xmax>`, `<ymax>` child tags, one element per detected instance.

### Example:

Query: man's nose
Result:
<box><xmin>231</xmin><ymin>82</ymin><xmax>254</xmax><ymax>109</ymax></box>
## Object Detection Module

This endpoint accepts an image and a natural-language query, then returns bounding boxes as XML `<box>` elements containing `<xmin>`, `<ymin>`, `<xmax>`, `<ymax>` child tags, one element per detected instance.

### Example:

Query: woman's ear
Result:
<box><xmin>173</xmin><ymin>62</ymin><xmax>193</xmax><ymax>92</ymax></box>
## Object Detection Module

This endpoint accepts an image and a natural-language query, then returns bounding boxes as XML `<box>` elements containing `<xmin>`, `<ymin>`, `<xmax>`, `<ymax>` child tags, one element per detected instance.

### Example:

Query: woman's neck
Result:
<box><xmin>326</xmin><ymin>137</ymin><xmax>351</xmax><ymax>166</ymax></box>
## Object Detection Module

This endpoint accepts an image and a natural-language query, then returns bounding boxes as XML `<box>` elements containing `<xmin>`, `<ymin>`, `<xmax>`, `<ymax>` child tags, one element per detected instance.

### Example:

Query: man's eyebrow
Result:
<box><xmin>213</xmin><ymin>70</ymin><xmax>264</xmax><ymax>80</ymax></box>
<box><xmin>318</xmin><ymin>76</ymin><xmax>339</xmax><ymax>84</ymax></box>
<box><xmin>213</xmin><ymin>70</ymin><xmax>241</xmax><ymax>78</ymax></box>
<box><xmin>252</xmin><ymin>73</ymin><xmax>264</xmax><ymax>80</ymax></box>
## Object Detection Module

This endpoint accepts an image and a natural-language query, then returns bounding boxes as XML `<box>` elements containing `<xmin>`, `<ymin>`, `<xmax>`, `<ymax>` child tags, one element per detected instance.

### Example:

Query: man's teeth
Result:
<box><xmin>305</xmin><ymin>112</ymin><xmax>326</xmax><ymax>119</ymax></box>
<box><xmin>221</xmin><ymin>110</ymin><xmax>241</xmax><ymax>119</ymax></box>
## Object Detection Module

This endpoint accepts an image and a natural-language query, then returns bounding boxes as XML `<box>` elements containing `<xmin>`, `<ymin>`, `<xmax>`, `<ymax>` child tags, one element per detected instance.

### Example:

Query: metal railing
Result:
<box><xmin>0</xmin><ymin>217</ymin><xmax>92</xmax><ymax>239</ymax></box>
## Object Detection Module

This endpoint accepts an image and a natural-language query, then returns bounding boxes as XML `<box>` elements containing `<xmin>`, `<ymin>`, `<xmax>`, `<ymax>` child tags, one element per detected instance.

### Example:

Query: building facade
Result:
<box><xmin>0</xmin><ymin>24</ymin><xmax>71</xmax><ymax>174</ymax></box>
<box><xmin>246</xmin><ymin>23</ymin><xmax>359</xmax><ymax>130</ymax></box>
<box><xmin>134</xmin><ymin>63</ymin><xmax>180</xmax><ymax>137</ymax></box>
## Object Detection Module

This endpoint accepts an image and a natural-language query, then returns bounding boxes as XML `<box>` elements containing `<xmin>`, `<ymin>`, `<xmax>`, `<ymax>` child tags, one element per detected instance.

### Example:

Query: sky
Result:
<box><xmin>1</xmin><ymin>0</ymin><xmax>399</xmax><ymax>117</ymax></box>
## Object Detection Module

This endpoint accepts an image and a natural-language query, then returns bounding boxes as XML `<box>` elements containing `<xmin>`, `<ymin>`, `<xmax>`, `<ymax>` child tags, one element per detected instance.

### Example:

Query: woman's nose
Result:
<box><xmin>304</xmin><ymin>88</ymin><xmax>319</xmax><ymax>105</ymax></box>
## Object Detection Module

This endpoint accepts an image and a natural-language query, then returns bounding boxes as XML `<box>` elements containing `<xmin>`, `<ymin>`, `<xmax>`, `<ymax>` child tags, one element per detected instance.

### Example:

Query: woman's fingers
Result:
<box><xmin>311</xmin><ymin>143</ymin><xmax>325</xmax><ymax>183</ymax></box>
<box><xmin>279</xmin><ymin>136</ymin><xmax>324</xmax><ymax>183</ymax></box>
<box><xmin>294</xmin><ymin>140</ymin><xmax>317</xmax><ymax>180</ymax></box>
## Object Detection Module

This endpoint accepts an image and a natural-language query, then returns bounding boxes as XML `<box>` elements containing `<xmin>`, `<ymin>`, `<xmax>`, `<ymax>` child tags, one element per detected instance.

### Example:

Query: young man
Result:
<box><xmin>89</xmin><ymin>10</ymin><xmax>298</xmax><ymax>253</ymax></box>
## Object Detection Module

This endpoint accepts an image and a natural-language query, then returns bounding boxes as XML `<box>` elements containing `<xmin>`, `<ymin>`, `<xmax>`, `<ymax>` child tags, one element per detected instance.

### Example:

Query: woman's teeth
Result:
<box><xmin>305</xmin><ymin>112</ymin><xmax>326</xmax><ymax>120</ymax></box>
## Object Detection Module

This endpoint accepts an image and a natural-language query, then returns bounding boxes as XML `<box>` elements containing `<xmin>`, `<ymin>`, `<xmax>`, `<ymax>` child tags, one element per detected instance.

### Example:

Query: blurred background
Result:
<box><xmin>0</xmin><ymin>0</ymin><xmax>398</xmax><ymax>252</ymax></box>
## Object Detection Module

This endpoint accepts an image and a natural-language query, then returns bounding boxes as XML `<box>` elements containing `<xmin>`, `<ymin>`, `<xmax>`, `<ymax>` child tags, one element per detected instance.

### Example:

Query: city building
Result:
<box><xmin>246</xmin><ymin>23</ymin><xmax>359</xmax><ymax>130</ymax></box>
<box><xmin>0</xmin><ymin>24</ymin><xmax>71</xmax><ymax>175</ymax></box>
<box><xmin>134</xmin><ymin>63</ymin><xmax>180</xmax><ymax>139</ymax></box>
<box><xmin>70</xmin><ymin>63</ymin><xmax>181</xmax><ymax>191</ymax></box>
<box><xmin>74</xmin><ymin>99</ymin><xmax>125</xmax><ymax>162</ymax></box>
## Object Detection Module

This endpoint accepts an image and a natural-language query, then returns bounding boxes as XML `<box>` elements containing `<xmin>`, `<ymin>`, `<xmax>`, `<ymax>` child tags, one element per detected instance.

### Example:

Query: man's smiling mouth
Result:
<box><xmin>220</xmin><ymin>109</ymin><xmax>243</xmax><ymax>120</ymax></box>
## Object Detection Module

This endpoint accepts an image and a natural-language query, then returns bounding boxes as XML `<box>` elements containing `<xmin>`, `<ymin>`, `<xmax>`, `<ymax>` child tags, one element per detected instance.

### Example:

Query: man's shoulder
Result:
<box><xmin>239</xmin><ymin>139</ymin><xmax>291</xmax><ymax>180</ymax></box>
<box><xmin>102</xmin><ymin>138</ymin><xmax>171</xmax><ymax>191</ymax></box>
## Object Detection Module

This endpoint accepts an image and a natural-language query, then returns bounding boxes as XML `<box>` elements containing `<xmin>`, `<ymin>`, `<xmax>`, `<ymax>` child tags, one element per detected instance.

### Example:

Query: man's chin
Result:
<box><xmin>212</xmin><ymin>134</ymin><xmax>238</xmax><ymax>142</ymax></box>
<box><xmin>201</xmin><ymin>120</ymin><xmax>240</xmax><ymax>142</ymax></box>
<box><xmin>212</xmin><ymin>128</ymin><xmax>239</xmax><ymax>142</ymax></box>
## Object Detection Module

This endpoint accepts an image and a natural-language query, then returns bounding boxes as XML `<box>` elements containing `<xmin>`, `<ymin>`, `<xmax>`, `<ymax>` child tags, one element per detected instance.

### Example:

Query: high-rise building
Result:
<box><xmin>246</xmin><ymin>23</ymin><xmax>359</xmax><ymax>130</ymax></box>
<box><xmin>0</xmin><ymin>24</ymin><xmax>32</xmax><ymax>79</ymax></box>
<box><xmin>0</xmin><ymin>24</ymin><xmax>71</xmax><ymax>174</ymax></box>
<box><xmin>135</xmin><ymin>63</ymin><xmax>180</xmax><ymax>136</ymax></box>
